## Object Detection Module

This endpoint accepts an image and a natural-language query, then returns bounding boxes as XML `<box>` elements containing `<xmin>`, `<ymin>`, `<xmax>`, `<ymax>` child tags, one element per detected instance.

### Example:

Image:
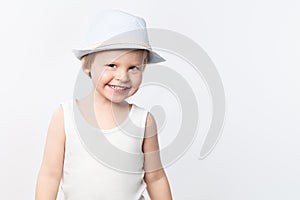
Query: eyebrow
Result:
<box><xmin>108</xmin><ymin>61</ymin><xmax>143</xmax><ymax>66</ymax></box>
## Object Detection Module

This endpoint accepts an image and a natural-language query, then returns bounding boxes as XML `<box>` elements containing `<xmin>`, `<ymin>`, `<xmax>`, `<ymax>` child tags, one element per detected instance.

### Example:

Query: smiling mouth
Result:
<box><xmin>107</xmin><ymin>84</ymin><xmax>131</xmax><ymax>91</ymax></box>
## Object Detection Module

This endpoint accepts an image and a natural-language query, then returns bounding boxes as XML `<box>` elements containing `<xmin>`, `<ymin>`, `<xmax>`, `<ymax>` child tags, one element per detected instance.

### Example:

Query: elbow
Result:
<box><xmin>37</xmin><ymin>166</ymin><xmax>62</xmax><ymax>182</ymax></box>
<box><xmin>144</xmin><ymin>168</ymin><xmax>166</xmax><ymax>184</ymax></box>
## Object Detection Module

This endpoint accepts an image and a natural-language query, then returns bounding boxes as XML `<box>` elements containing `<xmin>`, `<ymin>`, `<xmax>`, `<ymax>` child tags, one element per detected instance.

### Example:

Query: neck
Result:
<box><xmin>85</xmin><ymin>89</ymin><xmax>127</xmax><ymax>110</ymax></box>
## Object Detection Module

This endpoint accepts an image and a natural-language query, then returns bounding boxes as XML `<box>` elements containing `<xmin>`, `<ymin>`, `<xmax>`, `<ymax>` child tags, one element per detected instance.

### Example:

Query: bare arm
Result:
<box><xmin>35</xmin><ymin>105</ymin><xmax>66</xmax><ymax>200</ymax></box>
<box><xmin>143</xmin><ymin>113</ymin><xmax>173</xmax><ymax>200</ymax></box>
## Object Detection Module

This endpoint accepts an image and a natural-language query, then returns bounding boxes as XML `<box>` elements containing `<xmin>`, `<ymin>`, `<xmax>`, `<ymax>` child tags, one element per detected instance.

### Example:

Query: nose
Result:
<box><xmin>115</xmin><ymin>69</ymin><xmax>129</xmax><ymax>82</ymax></box>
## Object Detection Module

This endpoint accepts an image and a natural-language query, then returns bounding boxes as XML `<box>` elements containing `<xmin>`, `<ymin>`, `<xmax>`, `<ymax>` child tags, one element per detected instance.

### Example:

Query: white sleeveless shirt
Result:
<box><xmin>60</xmin><ymin>99</ymin><xmax>148</xmax><ymax>200</ymax></box>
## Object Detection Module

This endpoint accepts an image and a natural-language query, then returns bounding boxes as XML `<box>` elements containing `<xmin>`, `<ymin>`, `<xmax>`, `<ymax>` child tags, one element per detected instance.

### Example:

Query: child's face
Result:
<box><xmin>90</xmin><ymin>49</ymin><xmax>147</xmax><ymax>103</ymax></box>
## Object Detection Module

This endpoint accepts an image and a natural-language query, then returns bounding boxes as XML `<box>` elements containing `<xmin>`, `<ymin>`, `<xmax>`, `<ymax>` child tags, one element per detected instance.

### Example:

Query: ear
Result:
<box><xmin>83</xmin><ymin>68</ymin><xmax>90</xmax><ymax>74</ymax></box>
<box><xmin>142</xmin><ymin>52</ymin><xmax>148</xmax><ymax>71</ymax></box>
<box><xmin>81</xmin><ymin>60</ymin><xmax>91</xmax><ymax>78</ymax></box>
<box><xmin>81</xmin><ymin>64</ymin><xmax>90</xmax><ymax>75</ymax></box>
<box><xmin>84</xmin><ymin>69</ymin><xmax>92</xmax><ymax>78</ymax></box>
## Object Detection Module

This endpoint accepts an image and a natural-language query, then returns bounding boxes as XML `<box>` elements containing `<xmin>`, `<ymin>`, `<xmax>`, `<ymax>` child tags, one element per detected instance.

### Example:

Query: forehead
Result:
<box><xmin>93</xmin><ymin>49</ymin><xmax>146</xmax><ymax>63</ymax></box>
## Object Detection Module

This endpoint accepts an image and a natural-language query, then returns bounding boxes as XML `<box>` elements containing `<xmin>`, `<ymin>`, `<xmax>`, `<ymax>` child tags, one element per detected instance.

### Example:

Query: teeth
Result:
<box><xmin>110</xmin><ymin>85</ymin><xmax>128</xmax><ymax>90</ymax></box>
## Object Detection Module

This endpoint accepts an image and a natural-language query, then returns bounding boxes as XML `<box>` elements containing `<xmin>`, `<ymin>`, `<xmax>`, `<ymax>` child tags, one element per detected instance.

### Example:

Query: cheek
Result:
<box><xmin>129</xmin><ymin>74</ymin><xmax>143</xmax><ymax>92</ymax></box>
<box><xmin>131</xmin><ymin>73</ymin><xmax>142</xmax><ymax>85</ymax></box>
<box><xmin>92</xmin><ymin>69</ymin><xmax>112</xmax><ymax>86</ymax></box>
<box><xmin>128</xmin><ymin>76</ymin><xmax>142</xmax><ymax>96</ymax></box>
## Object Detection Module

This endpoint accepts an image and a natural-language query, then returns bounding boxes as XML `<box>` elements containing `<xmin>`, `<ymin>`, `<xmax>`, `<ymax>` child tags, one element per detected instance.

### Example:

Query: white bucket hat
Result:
<box><xmin>72</xmin><ymin>10</ymin><xmax>165</xmax><ymax>64</ymax></box>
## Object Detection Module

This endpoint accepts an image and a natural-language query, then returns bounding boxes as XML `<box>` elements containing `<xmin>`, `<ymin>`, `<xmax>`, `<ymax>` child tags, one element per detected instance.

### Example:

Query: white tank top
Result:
<box><xmin>60</xmin><ymin>99</ymin><xmax>148</xmax><ymax>200</ymax></box>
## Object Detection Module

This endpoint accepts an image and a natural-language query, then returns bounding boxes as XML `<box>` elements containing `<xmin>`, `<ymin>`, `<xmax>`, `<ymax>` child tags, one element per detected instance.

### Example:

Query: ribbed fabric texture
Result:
<box><xmin>60</xmin><ymin>99</ymin><xmax>148</xmax><ymax>200</ymax></box>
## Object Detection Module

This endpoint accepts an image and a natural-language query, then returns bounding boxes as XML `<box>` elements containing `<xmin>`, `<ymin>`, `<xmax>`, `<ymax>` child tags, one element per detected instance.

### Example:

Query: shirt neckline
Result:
<box><xmin>72</xmin><ymin>98</ymin><xmax>135</xmax><ymax>133</ymax></box>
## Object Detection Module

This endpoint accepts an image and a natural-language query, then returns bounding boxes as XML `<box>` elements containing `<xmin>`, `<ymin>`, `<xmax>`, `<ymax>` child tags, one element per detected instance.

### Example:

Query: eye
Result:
<box><xmin>106</xmin><ymin>64</ymin><xmax>117</xmax><ymax>68</ymax></box>
<box><xmin>129</xmin><ymin>66</ymin><xmax>140</xmax><ymax>71</ymax></box>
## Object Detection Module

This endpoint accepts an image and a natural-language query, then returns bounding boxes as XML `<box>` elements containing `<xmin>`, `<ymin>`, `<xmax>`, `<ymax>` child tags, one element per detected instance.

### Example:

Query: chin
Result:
<box><xmin>108</xmin><ymin>95</ymin><xmax>128</xmax><ymax>103</ymax></box>
<box><xmin>128</xmin><ymin>88</ymin><xmax>139</xmax><ymax>97</ymax></box>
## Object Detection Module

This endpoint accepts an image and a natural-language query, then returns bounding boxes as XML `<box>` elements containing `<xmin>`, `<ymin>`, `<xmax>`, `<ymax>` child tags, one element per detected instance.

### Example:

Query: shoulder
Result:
<box><xmin>46</xmin><ymin>99</ymin><xmax>74</xmax><ymax>140</ymax></box>
<box><xmin>130</xmin><ymin>103</ymin><xmax>148</xmax><ymax>112</ymax></box>
<box><xmin>129</xmin><ymin>103</ymin><xmax>156</xmax><ymax>129</ymax></box>
<box><xmin>60</xmin><ymin>99</ymin><xmax>74</xmax><ymax>109</ymax></box>
<box><xmin>130</xmin><ymin>103</ymin><xmax>150</xmax><ymax>121</ymax></box>
<box><xmin>49</xmin><ymin>104</ymin><xmax>65</xmax><ymax>135</ymax></box>
<box><xmin>142</xmin><ymin>111</ymin><xmax>158</xmax><ymax>150</ymax></box>
<box><xmin>37</xmin><ymin>103</ymin><xmax>66</xmax><ymax>178</ymax></box>
<box><xmin>145</xmin><ymin>112</ymin><xmax>156</xmax><ymax>126</ymax></box>
<box><xmin>46</xmin><ymin>103</ymin><xmax>66</xmax><ymax>149</ymax></box>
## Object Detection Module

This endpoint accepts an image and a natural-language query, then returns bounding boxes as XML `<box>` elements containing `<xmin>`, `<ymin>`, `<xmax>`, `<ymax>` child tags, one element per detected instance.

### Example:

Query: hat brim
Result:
<box><xmin>72</xmin><ymin>43</ymin><xmax>165</xmax><ymax>64</ymax></box>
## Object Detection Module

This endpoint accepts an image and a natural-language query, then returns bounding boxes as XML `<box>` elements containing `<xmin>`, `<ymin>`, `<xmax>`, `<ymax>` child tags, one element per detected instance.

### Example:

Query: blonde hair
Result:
<box><xmin>81</xmin><ymin>50</ymin><xmax>148</xmax><ymax>79</ymax></box>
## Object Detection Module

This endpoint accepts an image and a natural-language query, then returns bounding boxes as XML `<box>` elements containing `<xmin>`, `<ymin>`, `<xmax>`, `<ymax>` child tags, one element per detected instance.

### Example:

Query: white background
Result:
<box><xmin>1</xmin><ymin>0</ymin><xmax>300</xmax><ymax>199</ymax></box>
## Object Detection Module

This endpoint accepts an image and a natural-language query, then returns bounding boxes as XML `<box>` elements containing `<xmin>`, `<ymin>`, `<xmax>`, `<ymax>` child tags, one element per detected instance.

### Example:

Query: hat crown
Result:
<box><xmin>85</xmin><ymin>9</ymin><xmax>149</xmax><ymax>46</ymax></box>
<box><xmin>72</xmin><ymin>10</ymin><xmax>165</xmax><ymax>64</ymax></box>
